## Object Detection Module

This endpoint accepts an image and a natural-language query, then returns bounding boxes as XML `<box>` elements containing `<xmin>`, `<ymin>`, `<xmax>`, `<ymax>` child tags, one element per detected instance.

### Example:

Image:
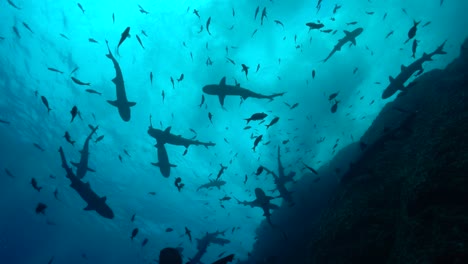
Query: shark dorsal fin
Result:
<box><xmin>164</xmin><ymin>127</ymin><xmax>172</xmax><ymax>134</ymax></box>
<box><xmin>389</xmin><ymin>76</ymin><xmax>395</xmax><ymax>82</ymax></box>
<box><xmin>100</xmin><ymin>196</ymin><xmax>107</xmax><ymax>202</ymax></box>
<box><xmin>401</xmin><ymin>65</ymin><xmax>407</xmax><ymax>71</ymax></box>
<box><xmin>219</xmin><ymin>77</ymin><xmax>226</xmax><ymax>86</ymax></box>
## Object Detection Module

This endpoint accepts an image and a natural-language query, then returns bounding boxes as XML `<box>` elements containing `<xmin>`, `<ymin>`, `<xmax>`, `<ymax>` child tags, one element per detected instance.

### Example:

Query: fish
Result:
<box><xmin>117</xmin><ymin>27</ymin><xmax>131</xmax><ymax>50</ymax></box>
<box><xmin>47</xmin><ymin>68</ymin><xmax>63</xmax><ymax>74</ymax></box>
<box><xmin>77</xmin><ymin>3</ymin><xmax>85</xmax><ymax>14</ymax></box>
<box><xmin>7</xmin><ymin>0</ymin><xmax>21</xmax><ymax>9</ymax></box>
<box><xmin>256</xmin><ymin>64</ymin><xmax>260</xmax><ymax>73</ymax></box>
<box><xmin>88</xmin><ymin>38</ymin><xmax>98</xmax><ymax>43</ymax></box>
<box><xmin>199</xmin><ymin>95</ymin><xmax>205</xmax><ymax>108</ymax></box>
<box><xmin>306</xmin><ymin>22</ymin><xmax>324</xmax><ymax>31</ymax></box>
<box><xmin>85</xmin><ymin>89</ymin><xmax>102</xmax><ymax>95</ymax></box>
<box><xmin>260</xmin><ymin>7</ymin><xmax>267</xmax><ymax>25</ymax></box>
<box><xmin>0</xmin><ymin>119</ymin><xmax>10</xmax><ymax>125</ymax></box>
<box><xmin>208</xmin><ymin>112</ymin><xmax>213</xmax><ymax>124</ymax></box>
<box><xmin>312</xmin><ymin>70</ymin><xmax>316</xmax><ymax>79</ymax></box>
<box><xmin>245</xmin><ymin>112</ymin><xmax>267</xmax><ymax>124</ymax></box>
<box><xmin>331</xmin><ymin>100</ymin><xmax>340</xmax><ymax>113</ymax></box>
<box><xmin>206</xmin><ymin>17</ymin><xmax>212</xmax><ymax>35</ymax></box>
<box><xmin>202</xmin><ymin>77</ymin><xmax>285</xmax><ymax>107</ymax></box>
<box><xmin>165</xmin><ymin>228</ymin><xmax>173</xmax><ymax>232</ymax></box>
<box><xmin>150</xmin><ymin>72</ymin><xmax>153</xmax><ymax>85</ymax></box>
<box><xmin>170</xmin><ymin>77</ymin><xmax>174</xmax><ymax>88</ymax></box>
<box><xmin>12</xmin><ymin>26</ymin><xmax>20</xmax><ymax>39</ymax></box>
<box><xmin>41</xmin><ymin>96</ymin><xmax>52</xmax><ymax>113</ymax></box>
<box><xmin>266</xmin><ymin>117</ymin><xmax>279</xmax><ymax>129</ymax></box>
<box><xmin>142</xmin><ymin>238</ymin><xmax>148</xmax><ymax>247</ymax></box>
<box><xmin>412</xmin><ymin>39</ymin><xmax>419</xmax><ymax>58</ymax></box>
<box><xmin>193</xmin><ymin>9</ymin><xmax>200</xmax><ymax>19</ymax></box>
<box><xmin>53</xmin><ymin>188</ymin><xmax>60</xmax><ymax>201</ymax></box>
<box><xmin>105</xmin><ymin>40</ymin><xmax>136</xmax><ymax>121</ymax></box>
<box><xmin>174</xmin><ymin>177</ymin><xmax>184</xmax><ymax>192</ymax></box>
<box><xmin>138</xmin><ymin>4</ymin><xmax>149</xmax><ymax>14</ymax></box>
<box><xmin>112</xmin><ymin>13</ymin><xmax>115</xmax><ymax>24</ymax></box>
<box><xmin>254</xmin><ymin>6</ymin><xmax>259</xmax><ymax>20</ymax></box>
<box><xmin>33</xmin><ymin>143</ymin><xmax>45</xmax><ymax>151</ymax></box>
<box><xmin>136</xmin><ymin>34</ymin><xmax>144</xmax><ymax>49</ymax></box>
<box><xmin>64</xmin><ymin>131</ymin><xmax>75</xmax><ymax>146</ymax></box>
<box><xmin>404</xmin><ymin>20</ymin><xmax>420</xmax><ymax>44</ymax></box>
<box><xmin>35</xmin><ymin>203</ymin><xmax>47</xmax><ymax>214</ymax></box>
<box><xmin>22</xmin><ymin>22</ymin><xmax>34</xmax><ymax>34</ymax></box>
<box><xmin>131</xmin><ymin>228</ymin><xmax>139</xmax><ymax>240</ymax></box>
<box><xmin>322</xmin><ymin>28</ymin><xmax>364</xmax><ymax>62</ymax></box>
<box><xmin>302</xmin><ymin>161</ymin><xmax>318</xmax><ymax>175</ymax></box>
<box><xmin>70</xmin><ymin>106</ymin><xmax>78</xmax><ymax>123</ymax></box>
<box><xmin>252</xmin><ymin>135</ymin><xmax>263</xmax><ymax>151</ymax></box>
<box><xmin>255</xmin><ymin>166</ymin><xmax>264</xmax><ymax>176</ymax></box>
<box><xmin>59</xmin><ymin>33</ymin><xmax>69</xmax><ymax>40</ymax></box>
<box><xmin>71</xmin><ymin>76</ymin><xmax>91</xmax><ymax>86</ymax></box>
<box><xmin>31</xmin><ymin>178</ymin><xmax>42</xmax><ymax>192</ymax></box>
<box><xmin>274</xmin><ymin>20</ymin><xmax>284</xmax><ymax>27</ymax></box>
<box><xmin>385</xmin><ymin>30</ymin><xmax>394</xmax><ymax>39</ymax></box>
<box><xmin>177</xmin><ymin>74</ymin><xmax>184</xmax><ymax>82</ymax></box>
<box><xmin>346</xmin><ymin>21</ymin><xmax>358</xmax><ymax>26</ymax></box>
<box><xmin>94</xmin><ymin>135</ymin><xmax>104</xmax><ymax>143</ymax></box>
<box><xmin>382</xmin><ymin>40</ymin><xmax>447</xmax><ymax>99</ymax></box>
<box><xmin>185</xmin><ymin>227</ymin><xmax>192</xmax><ymax>242</ymax></box>
<box><xmin>4</xmin><ymin>169</ymin><xmax>14</xmax><ymax>178</ymax></box>
<box><xmin>131</xmin><ymin>214</ymin><xmax>136</xmax><ymax>222</ymax></box>
<box><xmin>241</xmin><ymin>64</ymin><xmax>249</xmax><ymax>79</ymax></box>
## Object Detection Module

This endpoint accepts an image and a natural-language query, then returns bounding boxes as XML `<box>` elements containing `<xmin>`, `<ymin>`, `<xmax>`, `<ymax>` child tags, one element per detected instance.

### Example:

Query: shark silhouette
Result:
<box><xmin>236</xmin><ymin>188</ymin><xmax>279</xmax><ymax>226</ymax></box>
<box><xmin>151</xmin><ymin>141</ymin><xmax>176</xmax><ymax>178</ymax></box>
<box><xmin>148</xmin><ymin>126</ymin><xmax>215</xmax><ymax>149</ymax></box>
<box><xmin>382</xmin><ymin>40</ymin><xmax>447</xmax><ymax>99</ymax></box>
<box><xmin>59</xmin><ymin>147</ymin><xmax>114</xmax><ymax>219</ymax></box>
<box><xmin>322</xmin><ymin>27</ymin><xmax>364</xmax><ymax>62</ymax></box>
<box><xmin>187</xmin><ymin>230</ymin><xmax>230</xmax><ymax>264</ymax></box>
<box><xmin>71</xmin><ymin>126</ymin><xmax>98</xmax><ymax>179</ymax></box>
<box><xmin>262</xmin><ymin>146</ymin><xmax>295</xmax><ymax>206</ymax></box>
<box><xmin>202</xmin><ymin>77</ymin><xmax>285</xmax><ymax>107</ymax></box>
<box><xmin>105</xmin><ymin>40</ymin><xmax>136</xmax><ymax>121</ymax></box>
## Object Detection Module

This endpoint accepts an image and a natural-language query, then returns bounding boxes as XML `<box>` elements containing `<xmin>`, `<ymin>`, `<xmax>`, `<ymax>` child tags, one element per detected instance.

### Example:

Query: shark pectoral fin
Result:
<box><xmin>111</xmin><ymin>78</ymin><xmax>117</xmax><ymax>84</ymax></box>
<box><xmin>84</xmin><ymin>204</ymin><xmax>94</xmax><ymax>211</ymax></box>
<box><xmin>107</xmin><ymin>100</ymin><xmax>118</xmax><ymax>107</ymax></box>
<box><xmin>218</xmin><ymin>95</ymin><xmax>226</xmax><ymax>106</ymax></box>
<box><xmin>350</xmin><ymin>38</ymin><xmax>357</xmax><ymax>46</ymax></box>
<box><xmin>127</xmin><ymin>102</ymin><xmax>136</xmax><ymax>107</ymax></box>
<box><xmin>219</xmin><ymin>77</ymin><xmax>226</xmax><ymax>86</ymax></box>
<box><xmin>170</xmin><ymin>164</ymin><xmax>177</xmax><ymax>168</ymax></box>
<box><xmin>70</xmin><ymin>161</ymin><xmax>79</xmax><ymax>167</ymax></box>
<box><xmin>87</xmin><ymin>167</ymin><xmax>96</xmax><ymax>172</ymax></box>
<box><xmin>151</xmin><ymin>162</ymin><xmax>159</xmax><ymax>167</ymax></box>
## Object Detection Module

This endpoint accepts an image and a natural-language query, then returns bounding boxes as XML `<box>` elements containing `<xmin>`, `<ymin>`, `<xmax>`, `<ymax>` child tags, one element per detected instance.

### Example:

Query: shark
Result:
<box><xmin>188</xmin><ymin>231</ymin><xmax>230</xmax><ymax>264</ymax></box>
<box><xmin>202</xmin><ymin>77</ymin><xmax>285</xmax><ymax>107</ymax></box>
<box><xmin>236</xmin><ymin>188</ymin><xmax>279</xmax><ymax>226</ymax></box>
<box><xmin>197</xmin><ymin>179</ymin><xmax>226</xmax><ymax>191</ymax></box>
<box><xmin>105</xmin><ymin>40</ymin><xmax>136</xmax><ymax>122</ymax></box>
<box><xmin>59</xmin><ymin>147</ymin><xmax>114</xmax><ymax>219</ymax></box>
<box><xmin>151</xmin><ymin>142</ymin><xmax>176</xmax><ymax>178</ymax></box>
<box><xmin>71</xmin><ymin>126</ymin><xmax>98</xmax><ymax>179</ymax></box>
<box><xmin>382</xmin><ymin>40</ymin><xmax>447</xmax><ymax>99</ymax></box>
<box><xmin>148</xmin><ymin>126</ymin><xmax>215</xmax><ymax>149</ymax></box>
<box><xmin>322</xmin><ymin>27</ymin><xmax>364</xmax><ymax>63</ymax></box>
<box><xmin>262</xmin><ymin>146</ymin><xmax>295</xmax><ymax>206</ymax></box>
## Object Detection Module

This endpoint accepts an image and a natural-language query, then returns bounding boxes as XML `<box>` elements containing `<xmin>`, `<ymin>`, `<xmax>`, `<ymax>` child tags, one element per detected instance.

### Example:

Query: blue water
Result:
<box><xmin>1</xmin><ymin>0</ymin><xmax>467</xmax><ymax>263</ymax></box>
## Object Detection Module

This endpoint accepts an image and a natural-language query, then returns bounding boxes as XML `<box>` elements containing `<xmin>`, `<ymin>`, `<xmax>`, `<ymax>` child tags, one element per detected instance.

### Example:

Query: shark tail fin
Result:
<box><xmin>268</xmin><ymin>92</ymin><xmax>286</xmax><ymax>101</ymax></box>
